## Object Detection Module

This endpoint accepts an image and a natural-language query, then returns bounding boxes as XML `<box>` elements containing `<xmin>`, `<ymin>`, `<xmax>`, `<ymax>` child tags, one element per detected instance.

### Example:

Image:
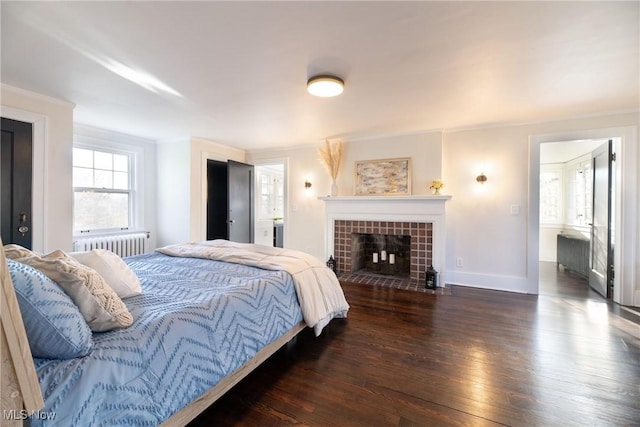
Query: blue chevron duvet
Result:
<box><xmin>32</xmin><ymin>252</ymin><xmax>304</xmax><ymax>426</ymax></box>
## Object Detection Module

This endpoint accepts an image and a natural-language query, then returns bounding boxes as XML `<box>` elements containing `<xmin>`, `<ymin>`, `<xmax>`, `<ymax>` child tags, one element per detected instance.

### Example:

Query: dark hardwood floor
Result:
<box><xmin>190</xmin><ymin>264</ymin><xmax>640</xmax><ymax>426</ymax></box>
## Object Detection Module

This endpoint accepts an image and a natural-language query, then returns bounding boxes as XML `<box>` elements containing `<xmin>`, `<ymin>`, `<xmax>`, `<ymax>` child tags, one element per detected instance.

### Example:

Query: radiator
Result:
<box><xmin>557</xmin><ymin>233</ymin><xmax>589</xmax><ymax>278</ymax></box>
<box><xmin>73</xmin><ymin>232</ymin><xmax>149</xmax><ymax>257</ymax></box>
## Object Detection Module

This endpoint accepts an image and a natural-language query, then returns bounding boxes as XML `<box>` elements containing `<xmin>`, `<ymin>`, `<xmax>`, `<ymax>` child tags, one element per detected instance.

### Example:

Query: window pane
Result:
<box><xmin>73</xmin><ymin>167</ymin><xmax>94</xmax><ymax>187</ymax></box>
<box><xmin>540</xmin><ymin>172</ymin><xmax>560</xmax><ymax>222</ymax></box>
<box><xmin>113</xmin><ymin>172</ymin><xmax>129</xmax><ymax>190</ymax></box>
<box><xmin>94</xmin><ymin>151</ymin><xmax>113</xmax><ymax>170</ymax></box>
<box><xmin>74</xmin><ymin>191</ymin><xmax>129</xmax><ymax>230</ymax></box>
<box><xmin>73</xmin><ymin>148</ymin><xmax>93</xmax><ymax>168</ymax></box>
<box><xmin>95</xmin><ymin>169</ymin><xmax>113</xmax><ymax>188</ymax></box>
<box><xmin>113</xmin><ymin>154</ymin><xmax>129</xmax><ymax>172</ymax></box>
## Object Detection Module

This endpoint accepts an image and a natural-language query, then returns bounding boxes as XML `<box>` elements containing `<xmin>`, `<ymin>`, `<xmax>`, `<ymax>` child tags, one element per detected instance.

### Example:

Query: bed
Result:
<box><xmin>0</xmin><ymin>239</ymin><xmax>349</xmax><ymax>426</ymax></box>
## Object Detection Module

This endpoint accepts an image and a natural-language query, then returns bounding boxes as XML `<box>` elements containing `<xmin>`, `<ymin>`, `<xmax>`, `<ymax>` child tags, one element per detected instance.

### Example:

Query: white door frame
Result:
<box><xmin>0</xmin><ymin>106</ymin><xmax>47</xmax><ymax>252</ymax></box>
<box><xmin>529</xmin><ymin>126</ymin><xmax>638</xmax><ymax>305</ymax></box>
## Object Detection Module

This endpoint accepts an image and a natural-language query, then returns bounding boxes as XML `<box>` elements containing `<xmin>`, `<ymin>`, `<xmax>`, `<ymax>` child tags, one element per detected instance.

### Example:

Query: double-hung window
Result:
<box><xmin>73</xmin><ymin>147</ymin><xmax>134</xmax><ymax>233</ymax></box>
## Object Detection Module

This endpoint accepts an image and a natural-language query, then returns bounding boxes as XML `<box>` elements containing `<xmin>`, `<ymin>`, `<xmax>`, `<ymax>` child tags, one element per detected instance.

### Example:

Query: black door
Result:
<box><xmin>206</xmin><ymin>159</ymin><xmax>254</xmax><ymax>243</ymax></box>
<box><xmin>1</xmin><ymin>118</ymin><xmax>33</xmax><ymax>248</ymax></box>
<box><xmin>227</xmin><ymin>160</ymin><xmax>254</xmax><ymax>243</ymax></box>
<box><xmin>206</xmin><ymin>160</ymin><xmax>228</xmax><ymax>240</ymax></box>
<box><xmin>589</xmin><ymin>140</ymin><xmax>614</xmax><ymax>298</ymax></box>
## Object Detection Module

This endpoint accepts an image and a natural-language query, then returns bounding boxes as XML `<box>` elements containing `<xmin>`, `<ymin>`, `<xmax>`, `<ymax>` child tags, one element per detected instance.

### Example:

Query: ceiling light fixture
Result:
<box><xmin>307</xmin><ymin>75</ymin><xmax>344</xmax><ymax>97</ymax></box>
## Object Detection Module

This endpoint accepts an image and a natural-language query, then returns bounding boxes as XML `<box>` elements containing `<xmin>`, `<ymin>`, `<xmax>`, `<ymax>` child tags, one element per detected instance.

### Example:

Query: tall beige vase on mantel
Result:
<box><xmin>318</xmin><ymin>139</ymin><xmax>343</xmax><ymax>197</ymax></box>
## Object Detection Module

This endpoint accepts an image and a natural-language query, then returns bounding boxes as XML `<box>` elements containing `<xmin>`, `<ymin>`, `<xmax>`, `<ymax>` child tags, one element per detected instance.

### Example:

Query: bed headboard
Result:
<box><xmin>1</xmin><ymin>238</ymin><xmax>44</xmax><ymax>423</ymax></box>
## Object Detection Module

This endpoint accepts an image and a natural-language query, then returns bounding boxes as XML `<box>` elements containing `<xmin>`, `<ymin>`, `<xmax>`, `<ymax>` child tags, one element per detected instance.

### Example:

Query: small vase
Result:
<box><xmin>331</xmin><ymin>179</ymin><xmax>339</xmax><ymax>196</ymax></box>
<box><xmin>432</xmin><ymin>188</ymin><xmax>440</xmax><ymax>195</ymax></box>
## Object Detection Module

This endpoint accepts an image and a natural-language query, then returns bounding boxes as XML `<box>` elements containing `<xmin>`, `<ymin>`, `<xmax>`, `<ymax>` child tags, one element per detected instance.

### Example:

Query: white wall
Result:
<box><xmin>443</xmin><ymin>126</ymin><xmax>530</xmax><ymax>290</ymax></box>
<box><xmin>539</xmin><ymin>226</ymin><xmax>563</xmax><ymax>262</ymax></box>
<box><xmin>1</xmin><ymin>85</ymin><xmax>74</xmax><ymax>252</ymax></box>
<box><xmin>156</xmin><ymin>140</ymin><xmax>191</xmax><ymax>247</ymax></box>
<box><xmin>155</xmin><ymin>137</ymin><xmax>245</xmax><ymax>247</ymax></box>
<box><xmin>337</xmin><ymin>132</ymin><xmax>443</xmax><ymax>197</ymax></box>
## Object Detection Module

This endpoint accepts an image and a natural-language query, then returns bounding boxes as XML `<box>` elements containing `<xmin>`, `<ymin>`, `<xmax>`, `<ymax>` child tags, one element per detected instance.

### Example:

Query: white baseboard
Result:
<box><xmin>446</xmin><ymin>271</ymin><xmax>536</xmax><ymax>294</ymax></box>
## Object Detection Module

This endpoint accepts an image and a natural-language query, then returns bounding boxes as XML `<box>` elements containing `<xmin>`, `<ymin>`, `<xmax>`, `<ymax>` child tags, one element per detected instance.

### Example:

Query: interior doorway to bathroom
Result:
<box><xmin>254</xmin><ymin>161</ymin><xmax>286</xmax><ymax>247</ymax></box>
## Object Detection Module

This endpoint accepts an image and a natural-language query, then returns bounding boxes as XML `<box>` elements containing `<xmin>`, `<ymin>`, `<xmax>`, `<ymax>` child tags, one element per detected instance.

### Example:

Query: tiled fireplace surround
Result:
<box><xmin>334</xmin><ymin>220</ymin><xmax>433</xmax><ymax>283</ymax></box>
<box><xmin>320</xmin><ymin>195</ymin><xmax>451</xmax><ymax>287</ymax></box>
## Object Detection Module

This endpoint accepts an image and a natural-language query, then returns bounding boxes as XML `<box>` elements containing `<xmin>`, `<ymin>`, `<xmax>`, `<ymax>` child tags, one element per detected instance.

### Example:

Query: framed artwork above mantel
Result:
<box><xmin>354</xmin><ymin>157</ymin><xmax>411</xmax><ymax>196</ymax></box>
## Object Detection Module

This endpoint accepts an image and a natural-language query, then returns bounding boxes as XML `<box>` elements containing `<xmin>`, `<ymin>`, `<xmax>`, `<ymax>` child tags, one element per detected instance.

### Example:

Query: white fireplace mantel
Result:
<box><xmin>319</xmin><ymin>195</ymin><xmax>452</xmax><ymax>284</ymax></box>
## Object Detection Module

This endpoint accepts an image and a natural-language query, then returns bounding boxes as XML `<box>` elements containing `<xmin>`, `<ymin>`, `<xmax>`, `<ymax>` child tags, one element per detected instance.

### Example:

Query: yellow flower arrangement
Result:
<box><xmin>429</xmin><ymin>179</ymin><xmax>444</xmax><ymax>194</ymax></box>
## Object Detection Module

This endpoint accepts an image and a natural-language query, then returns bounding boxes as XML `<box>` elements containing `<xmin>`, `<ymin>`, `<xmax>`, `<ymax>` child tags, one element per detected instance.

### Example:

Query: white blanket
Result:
<box><xmin>157</xmin><ymin>240</ymin><xmax>349</xmax><ymax>336</ymax></box>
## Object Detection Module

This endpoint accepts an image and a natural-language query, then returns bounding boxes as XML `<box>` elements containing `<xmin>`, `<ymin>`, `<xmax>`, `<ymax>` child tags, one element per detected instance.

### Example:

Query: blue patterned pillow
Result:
<box><xmin>7</xmin><ymin>259</ymin><xmax>93</xmax><ymax>359</ymax></box>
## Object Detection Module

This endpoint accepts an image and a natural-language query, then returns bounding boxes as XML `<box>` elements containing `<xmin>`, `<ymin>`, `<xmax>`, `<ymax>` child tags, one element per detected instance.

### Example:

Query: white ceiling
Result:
<box><xmin>1</xmin><ymin>1</ymin><xmax>638</xmax><ymax>150</ymax></box>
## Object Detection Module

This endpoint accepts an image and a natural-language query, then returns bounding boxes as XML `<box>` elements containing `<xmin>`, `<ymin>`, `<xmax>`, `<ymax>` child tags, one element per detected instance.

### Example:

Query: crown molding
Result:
<box><xmin>1</xmin><ymin>84</ymin><xmax>75</xmax><ymax>109</ymax></box>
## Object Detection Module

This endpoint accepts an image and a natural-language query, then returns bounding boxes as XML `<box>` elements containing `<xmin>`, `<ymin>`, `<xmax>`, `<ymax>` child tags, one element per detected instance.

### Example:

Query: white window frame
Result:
<box><xmin>73</xmin><ymin>145</ymin><xmax>136</xmax><ymax>234</ymax></box>
<box><xmin>73</xmin><ymin>126</ymin><xmax>146</xmax><ymax>237</ymax></box>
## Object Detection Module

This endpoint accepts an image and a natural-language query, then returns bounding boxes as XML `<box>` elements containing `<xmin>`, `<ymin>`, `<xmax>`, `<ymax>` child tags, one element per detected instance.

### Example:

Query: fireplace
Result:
<box><xmin>320</xmin><ymin>195</ymin><xmax>451</xmax><ymax>286</ymax></box>
<box><xmin>334</xmin><ymin>220</ymin><xmax>431</xmax><ymax>282</ymax></box>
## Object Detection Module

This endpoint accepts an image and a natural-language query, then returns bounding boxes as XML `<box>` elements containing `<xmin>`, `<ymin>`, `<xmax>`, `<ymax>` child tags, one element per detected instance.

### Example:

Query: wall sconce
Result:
<box><xmin>476</xmin><ymin>173</ymin><xmax>488</xmax><ymax>184</ymax></box>
<box><xmin>304</xmin><ymin>180</ymin><xmax>312</xmax><ymax>189</ymax></box>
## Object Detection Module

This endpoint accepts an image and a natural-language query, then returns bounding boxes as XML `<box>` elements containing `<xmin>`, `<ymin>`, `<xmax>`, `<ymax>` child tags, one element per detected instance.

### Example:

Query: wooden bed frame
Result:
<box><xmin>0</xmin><ymin>240</ymin><xmax>306</xmax><ymax>426</ymax></box>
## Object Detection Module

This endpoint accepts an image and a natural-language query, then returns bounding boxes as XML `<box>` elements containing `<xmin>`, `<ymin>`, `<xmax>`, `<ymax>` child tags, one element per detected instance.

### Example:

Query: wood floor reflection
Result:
<box><xmin>190</xmin><ymin>263</ymin><xmax>640</xmax><ymax>426</ymax></box>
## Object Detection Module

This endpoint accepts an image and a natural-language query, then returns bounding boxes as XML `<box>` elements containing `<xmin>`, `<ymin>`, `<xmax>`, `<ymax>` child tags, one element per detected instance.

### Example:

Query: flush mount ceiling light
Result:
<box><xmin>307</xmin><ymin>75</ymin><xmax>344</xmax><ymax>97</ymax></box>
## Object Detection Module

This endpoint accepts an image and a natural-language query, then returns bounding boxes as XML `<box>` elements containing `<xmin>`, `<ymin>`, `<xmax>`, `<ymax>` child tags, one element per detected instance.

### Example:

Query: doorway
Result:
<box><xmin>254</xmin><ymin>161</ymin><xmax>286</xmax><ymax>247</ymax></box>
<box><xmin>206</xmin><ymin>159</ymin><xmax>254</xmax><ymax>243</ymax></box>
<box><xmin>531</xmin><ymin>126</ymin><xmax>637</xmax><ymax>307</ymax></box>
<box><xmin>539</xmin><ymin>139</ymin><xmax>610</xmax><ymax>297</ymax></box>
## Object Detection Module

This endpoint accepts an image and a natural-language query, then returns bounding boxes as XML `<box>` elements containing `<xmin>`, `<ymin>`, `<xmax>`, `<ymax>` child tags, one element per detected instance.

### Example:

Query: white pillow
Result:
<box><xmin>71</xmin><ymin>249</ymin><xmax>142</xmax><ymax>298</ymax></box>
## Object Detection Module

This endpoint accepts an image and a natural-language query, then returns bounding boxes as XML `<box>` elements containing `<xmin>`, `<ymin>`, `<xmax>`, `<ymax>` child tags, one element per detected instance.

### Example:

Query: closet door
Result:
<box><xmin>206</xmin><ymin>160</ymin><xmax>229</xmax><ymax>240</ymax></box>
<box><xmin>1</xmin><ymin>118</ymin><xmax>33</xmax><ymax>248</ymax></box>
<box><xmin>227</xmin><ymin>160</ymin><xmax>254</xmax><ymax>243</ymax></box>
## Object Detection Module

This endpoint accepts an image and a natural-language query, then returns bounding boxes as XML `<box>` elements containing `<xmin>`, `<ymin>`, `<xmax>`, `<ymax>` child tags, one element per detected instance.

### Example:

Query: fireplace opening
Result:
<box><xmin>351</xmin><ymin>233</ymin><xmax>411</xmax><ymax>277</ymax></box>
<box><xmin>333</xmin><ymin>220</ymin><xmax>432</xmax><ymax>283</ymax></box>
